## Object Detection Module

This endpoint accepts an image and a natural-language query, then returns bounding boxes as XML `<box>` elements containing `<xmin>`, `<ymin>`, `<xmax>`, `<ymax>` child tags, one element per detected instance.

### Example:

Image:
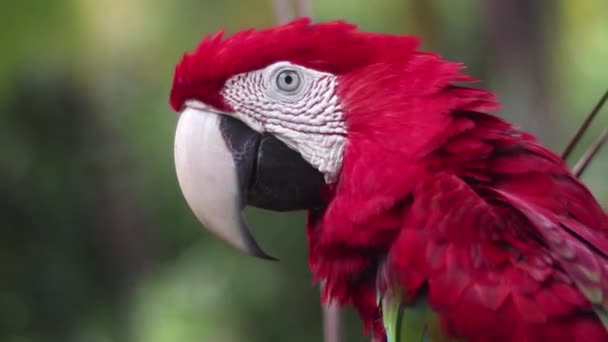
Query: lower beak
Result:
<box><xmin>174</xmin><ymin>107</ymin><xmax>324</xmax><ymax>260</ymax></box>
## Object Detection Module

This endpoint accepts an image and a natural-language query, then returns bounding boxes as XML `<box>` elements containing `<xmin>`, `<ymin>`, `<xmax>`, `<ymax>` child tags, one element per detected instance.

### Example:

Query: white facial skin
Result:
<box><xmin>221</xmin><ymin>62</ymin><xmax>347</xmax><ymax>183</ymax></box>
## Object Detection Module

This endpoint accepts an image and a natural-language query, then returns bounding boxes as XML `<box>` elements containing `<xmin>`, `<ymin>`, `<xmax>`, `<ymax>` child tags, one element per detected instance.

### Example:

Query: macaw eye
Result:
<box><xmin>275</xmin><ymin>69</ymin><xmax>301</xmax><ymax>93</ymax></box>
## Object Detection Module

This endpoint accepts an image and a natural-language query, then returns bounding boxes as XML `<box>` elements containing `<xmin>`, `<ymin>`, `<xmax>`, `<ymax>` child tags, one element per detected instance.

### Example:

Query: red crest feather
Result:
<box><xmin>169</xmin><ymin>18</ymin><xmax>420</xmax><ymax>111</ymax></box>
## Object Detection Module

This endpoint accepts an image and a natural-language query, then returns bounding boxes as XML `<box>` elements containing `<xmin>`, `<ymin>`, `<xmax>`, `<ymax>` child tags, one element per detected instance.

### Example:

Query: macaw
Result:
<box><xmin>169</xmin><ymin>18</ymin><xmax>608</xmax><ymax>341</ymax></box>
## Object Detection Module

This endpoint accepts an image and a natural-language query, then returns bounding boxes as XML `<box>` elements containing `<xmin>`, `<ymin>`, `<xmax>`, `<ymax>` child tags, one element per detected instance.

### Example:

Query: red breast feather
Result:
<box><xmin>308</xmin><ymin>49</ymin><xmax>608</xmax><ymax>342</ymax></box>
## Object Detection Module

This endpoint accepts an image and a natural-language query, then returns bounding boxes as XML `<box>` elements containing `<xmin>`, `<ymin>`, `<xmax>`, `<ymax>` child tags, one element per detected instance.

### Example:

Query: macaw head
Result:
<box><xmin>170</xmin><ymin>18</ymin><xmax>497</xmax><ymax>259</ymax></box>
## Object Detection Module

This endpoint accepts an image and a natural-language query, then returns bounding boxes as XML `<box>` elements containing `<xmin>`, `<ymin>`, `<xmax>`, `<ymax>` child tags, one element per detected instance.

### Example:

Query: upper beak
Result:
<box><xmin>174</xmin><ymin>105</ymin><xmax>324</xmax><ymax>260</ymax></box>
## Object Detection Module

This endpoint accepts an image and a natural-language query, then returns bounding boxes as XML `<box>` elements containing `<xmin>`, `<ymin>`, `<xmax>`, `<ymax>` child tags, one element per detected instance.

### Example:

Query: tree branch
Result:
<box><xmin>323</xmin><ymin>302</ymin><xmax>342</xmax><ymax>342</ymax></box>
<box><xmin>270</xmin><ymin>2</ymin><xmax>336</xmax><ymax>341</ymax></box>
<box><xmin>271</xmin><ymin>0</ymin><xmax>294</xmax><ymax>24</ymax></box>
<box><xmin>296</xmin><ymin>0</ymin><xmax>312</xmax><ymax>18</ymax></box>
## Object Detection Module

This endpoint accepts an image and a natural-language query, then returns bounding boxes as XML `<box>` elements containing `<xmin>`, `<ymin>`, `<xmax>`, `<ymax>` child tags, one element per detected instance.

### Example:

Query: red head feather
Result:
<box><xmin>170</xmin><ymin>18</ymin><xmax>499</xmax><ymax>156</ymax></box>
<box><xmin>169</xmin><ymin>18</ymin><xmax>422</xmax><ymax>111</ymax></box>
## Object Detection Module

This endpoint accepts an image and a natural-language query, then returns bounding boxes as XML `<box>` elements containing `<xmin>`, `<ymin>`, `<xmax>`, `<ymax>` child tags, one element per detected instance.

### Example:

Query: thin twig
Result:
<box><xmin>562</xmin><ymin>89</ymin><xmax>608</xmax><ymax>160</ymax></box>
<box><xmin>323</xmin><ymin>302</ymin><xmax>342</xmax><ymax>342</ymax></box>
<box><xmin>572</xmin><ymin>126</ymin><xmax>608</xmax><ymax>177</ymax></box>
<box><xmin>272</xmin><ymin>0</ymin><xmax>294</xmax><ymax>24</ymax></box>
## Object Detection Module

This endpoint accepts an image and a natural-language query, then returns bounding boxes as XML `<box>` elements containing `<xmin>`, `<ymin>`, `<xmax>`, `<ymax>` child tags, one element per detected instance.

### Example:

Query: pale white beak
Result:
<box><xmin>174</xmin><ymin>106</ymin><xmax>274</xmax><ymax>259</ymax></box>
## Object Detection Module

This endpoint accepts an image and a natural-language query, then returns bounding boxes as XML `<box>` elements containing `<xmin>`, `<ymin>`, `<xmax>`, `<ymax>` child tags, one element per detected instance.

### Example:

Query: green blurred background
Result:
<box><xmin>0</xmin><ymin>0</ymin><xmax>606</xmax><ymax>341</ymax></box>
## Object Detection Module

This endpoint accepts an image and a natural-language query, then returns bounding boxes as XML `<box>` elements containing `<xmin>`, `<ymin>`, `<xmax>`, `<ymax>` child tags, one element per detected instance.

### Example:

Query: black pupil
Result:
<box><xmin>284</xmin><ymin>74</ymin><xmax>293</xmax><ymax>85</ymax></box>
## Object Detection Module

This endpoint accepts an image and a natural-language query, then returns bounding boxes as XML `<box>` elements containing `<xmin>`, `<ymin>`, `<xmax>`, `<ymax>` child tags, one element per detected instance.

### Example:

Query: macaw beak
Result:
<box><xmin>174</xmin><ymin>103</ymin><xmax>324</xmax><ymax>260</ymax></box>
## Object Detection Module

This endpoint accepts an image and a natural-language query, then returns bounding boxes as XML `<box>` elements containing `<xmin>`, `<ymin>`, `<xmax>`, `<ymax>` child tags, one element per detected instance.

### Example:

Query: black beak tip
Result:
<box><xmin>216</xmin><ymin>115</ymin><xmax>324</xmax><ymax>262</ymax></box>
<box><xmin>242</xmin><ymin>222</ymin><xmax>280</xmax><ymax>261</ymax></box>
<box><xmin>249</xmin><ymin>244</ymin><xmax>280</xmax><ymax>261</ymax></box>
<box><xmin>259</xmin><ymin>253</ymin><xmax>280</xmax><ymax>262</ymax></box>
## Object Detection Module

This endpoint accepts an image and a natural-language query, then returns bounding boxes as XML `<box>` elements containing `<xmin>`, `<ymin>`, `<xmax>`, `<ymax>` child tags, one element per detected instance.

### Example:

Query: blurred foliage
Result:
<box><xmin>0</xmin><ymin>0</ymin><xmax>606</xmax><ymax>341</ymax></box>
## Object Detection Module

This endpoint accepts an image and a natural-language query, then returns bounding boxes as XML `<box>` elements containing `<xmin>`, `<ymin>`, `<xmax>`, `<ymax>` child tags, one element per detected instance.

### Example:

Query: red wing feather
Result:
<box><xmin>494</xmin><ymin>187</ymin><xmax>608</xmax><ymax>324</ymax></box>
<box><xmin>387</xmin><ymin>170</ymin><xmax>608</xmax><ymax>342</ymax></box>
<box><xmin>384</xmin><ymin>113</ymin><xmax>608</xmax><ymax>341</ymax></box>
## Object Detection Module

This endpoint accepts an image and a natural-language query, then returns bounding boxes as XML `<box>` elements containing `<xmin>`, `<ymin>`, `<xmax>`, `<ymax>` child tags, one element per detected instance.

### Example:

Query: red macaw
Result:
<box><xmin>170</xmin><ymin>18</ymin><xmax>608</xmax><ymax>341</ymax></box>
